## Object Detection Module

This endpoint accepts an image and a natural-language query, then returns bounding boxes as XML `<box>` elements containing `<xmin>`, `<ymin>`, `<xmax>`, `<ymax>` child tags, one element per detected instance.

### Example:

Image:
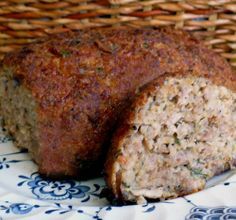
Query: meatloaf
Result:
<box><xmin>105</xmin><ymin>71</ymin><xmax>236</xmax><ymax>204</ymax></box>
<box><xmin>0</xmin><ymin>27</ymin><xmax>234</xmax><ymax>178</ymax></box>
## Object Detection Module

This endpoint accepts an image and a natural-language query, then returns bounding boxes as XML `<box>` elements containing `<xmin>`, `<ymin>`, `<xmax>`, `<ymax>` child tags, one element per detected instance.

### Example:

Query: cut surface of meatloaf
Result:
<box><xmin>0</xmin><ymin>27</ymin><xmax>234</xmax><ymax>178</ymax></box>
<box><xmin>105</xmin><ymin>72</ymin><xmax>236</xmax><ymax>204</ymax></box>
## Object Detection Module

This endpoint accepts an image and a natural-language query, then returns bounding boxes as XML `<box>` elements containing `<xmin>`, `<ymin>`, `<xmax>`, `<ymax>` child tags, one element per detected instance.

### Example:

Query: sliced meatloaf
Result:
<box><xmin>105</xmin><ymin>71</ymin><xmax>236</xmax><ymax>203</ymax></box>
<box><xmin>0</xmin><ymin>27</ymin><xmax>234</xmax><ymax>178</ymax></box>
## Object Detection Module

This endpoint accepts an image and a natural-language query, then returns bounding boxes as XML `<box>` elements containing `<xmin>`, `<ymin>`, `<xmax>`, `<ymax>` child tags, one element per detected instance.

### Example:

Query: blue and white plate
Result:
<box><xmin>0</xmin><ymin>127</ymin><xmax>236</xmax><ymax>220</ymax></box>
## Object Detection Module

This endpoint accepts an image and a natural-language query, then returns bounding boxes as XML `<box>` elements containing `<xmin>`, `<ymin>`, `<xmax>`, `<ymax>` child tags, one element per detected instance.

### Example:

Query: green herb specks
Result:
<box><xmin>60</xmin><ymin>50</ymin><xmax>71</xmax><ymax>58</ymax></box>
<box><xmin>143</xmin><ymin>42</ymin><xmax>149</xmax><ymax>49</ymax></box>
<box><xmin>96</xmin><ymin>67</ymin><xmax>103</xmax><ymax>73</ymax></box>
<box><xmin>191</xmin><ymin>168</ymin><xmax>208</xmax><ymax>179</ymax></box>
<box><xmin>114</xmin><ymin>149</ymin><xmax>122</xmax><ymax>159</ymax></box>
<box><xmin>173</xmin><ymin>133</ymin><xmax>181</xmax><ymax>145</ymax></box>
<box><xmin>122</xmin><ymin>182</ymin><xmax>130</xmax><ymax>188</ymax></box>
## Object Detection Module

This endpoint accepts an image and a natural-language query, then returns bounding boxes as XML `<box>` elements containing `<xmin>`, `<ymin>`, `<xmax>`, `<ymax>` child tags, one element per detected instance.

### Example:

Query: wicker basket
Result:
<box><xmin>0</xmin><ymin>0</ymin><xmax>236</xmax><ymax>69</ymax></box>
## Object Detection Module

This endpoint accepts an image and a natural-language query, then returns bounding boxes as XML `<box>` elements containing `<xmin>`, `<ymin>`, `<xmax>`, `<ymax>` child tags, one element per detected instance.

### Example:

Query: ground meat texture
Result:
<box><xmin>0</xmin><ymin>71</ymin><xmax>38</xmax><ymax>157</ymax></box>
<box><xmin>0</xmin><ymin>27</ymin><xmax>235</xmax><ymax>178</ymax></box>
<box><xmin>105</xmin><ymin>75</ymin><xmax>236</xmax><ymax>204</ymax></box>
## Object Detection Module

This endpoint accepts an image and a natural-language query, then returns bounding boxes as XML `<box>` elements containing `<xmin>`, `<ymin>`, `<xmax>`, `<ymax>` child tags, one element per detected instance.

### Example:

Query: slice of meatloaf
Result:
<box><xmin>105</xmin><ymin>72</ymin><xmax>236</xmax><ymax>204</ymax></box>
<box><xmin>0</xmin><ymin>27</ymin><xmax>234</xmax><ymax>178</ymax></box>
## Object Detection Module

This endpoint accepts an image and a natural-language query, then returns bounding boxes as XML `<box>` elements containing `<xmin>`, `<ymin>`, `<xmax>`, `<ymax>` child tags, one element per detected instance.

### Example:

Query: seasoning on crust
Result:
<box><xmin>0</xmin><ymin>27</ymin><xmax>234</xmax><ymax>178</ymax></box>
<box><xmin>105</xmin><ymin>71</ymin><xmax>236</xmax><ymax>204</ymax></box>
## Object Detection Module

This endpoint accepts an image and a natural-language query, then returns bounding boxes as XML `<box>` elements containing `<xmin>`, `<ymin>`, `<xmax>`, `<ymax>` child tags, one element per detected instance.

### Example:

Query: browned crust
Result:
<box><xmin>105</xmin><ymin>71</ymin><xmax>236</xmax><ymax>200</ymax></box>
<box><xmin>1</xmin><ymin>27</ymin><xmax>235</xmax><ymax>178</ymax></box>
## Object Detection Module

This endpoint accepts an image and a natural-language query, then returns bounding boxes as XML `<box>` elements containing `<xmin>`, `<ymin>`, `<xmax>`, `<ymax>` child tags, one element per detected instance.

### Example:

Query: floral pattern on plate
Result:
<box><xmin>185</xmin><ymin>206</ymin><xmax>236</xmax><ymax>220</ymax></box>
<box><xmin>17</xmin><ymin>172</ymin><xmax>101</xmax><ymax>201</ymax></box>
<box><xmin>0</xmin><ymin>129</ymin><xmax>236</xmax><ymax>219</ymax></box>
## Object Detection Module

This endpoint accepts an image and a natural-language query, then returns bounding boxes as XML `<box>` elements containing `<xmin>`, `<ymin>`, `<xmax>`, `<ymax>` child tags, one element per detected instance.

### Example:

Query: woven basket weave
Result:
<box><xmin>0</xmin><ymin>0</ymin><xmax>236</xmax><ymax>69</ymax></box>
